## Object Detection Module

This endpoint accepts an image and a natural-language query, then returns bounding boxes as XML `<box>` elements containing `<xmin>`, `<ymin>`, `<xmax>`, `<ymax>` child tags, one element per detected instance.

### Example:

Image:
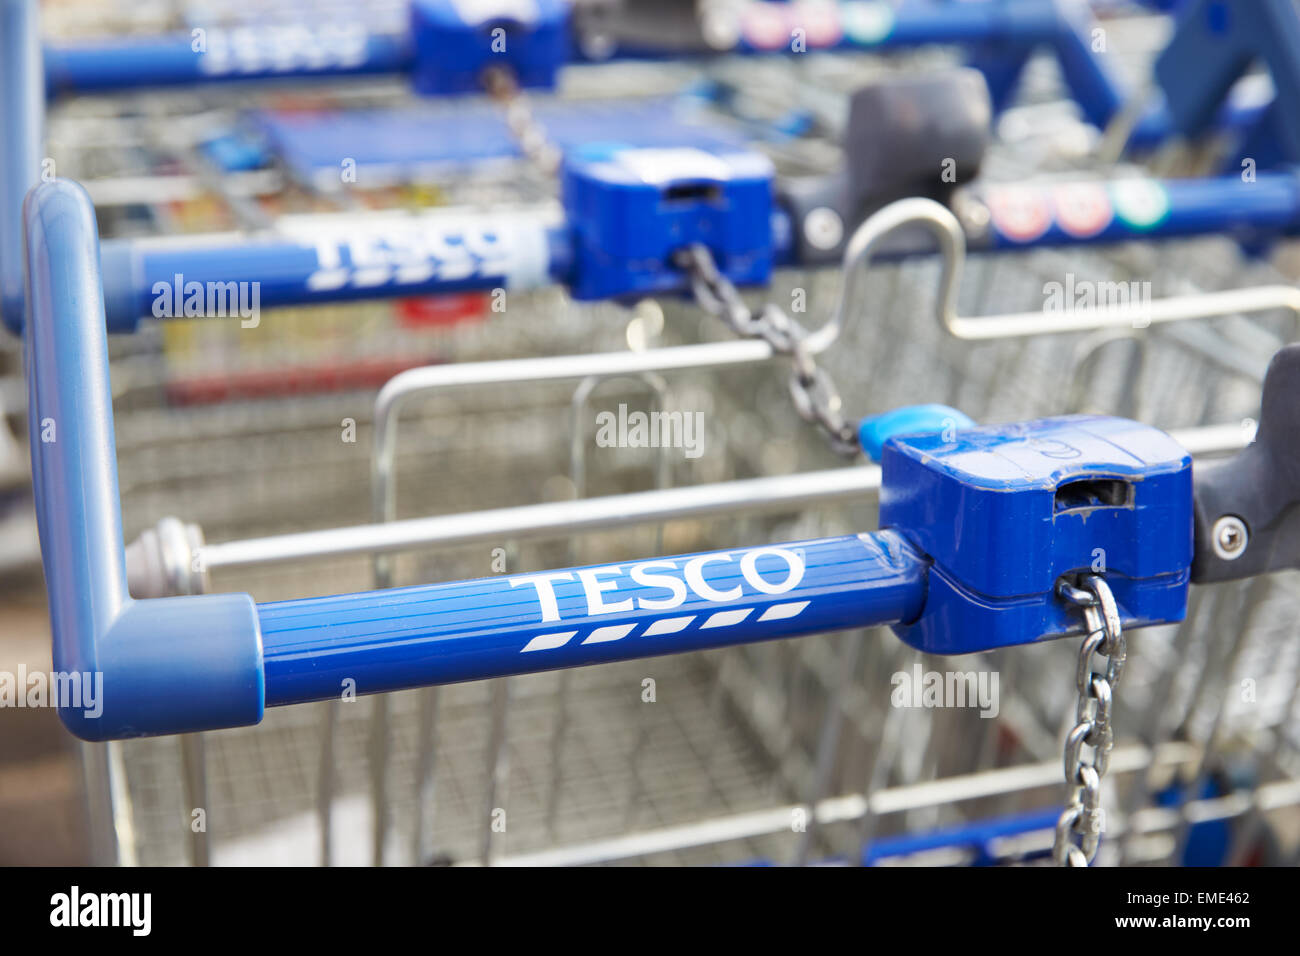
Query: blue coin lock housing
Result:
<box><xmin>562</xmin><ymin>144</ymin><xmax>775</xmax><ymax>301</ymax></box>
<box><xmin>410</xmin><ymin>0</ymin><xmax>570</xmax><ymax>95</ymax></box>
<box><xmin>879</xmin><ymin>416</ymin><xmax>1194</xmax><ymax>654</ymax></box>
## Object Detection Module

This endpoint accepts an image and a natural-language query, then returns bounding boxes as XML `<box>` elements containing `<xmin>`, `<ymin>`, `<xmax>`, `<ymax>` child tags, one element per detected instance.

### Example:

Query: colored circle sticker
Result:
<box><xmin>1052</xmin><ymin>182</ymin><xmax>1113</xmax><ymax>239</ymax></box>
<box><xmin>984</xmin><ymin>186</ymin><xmax>1053</xmax><ymax>244</ymax></box>
<box><xmin>1108</xmin><ymin>179</ymin><xmax>1171</xmax><ymax>231</ymax></box>
<box><xmin>796</xmin><ymin>0</ymin><xmax>844</xmax><ymax>49</ymax></box>
<box><xmin>743</xmin><ymin>3</ymin><xmax>791</xmax><ymax>51</ymax></box>
<box><xmin>841</xmin><ymin>1</ymin><xmax>896</xmax><ymax>46</ymax></box>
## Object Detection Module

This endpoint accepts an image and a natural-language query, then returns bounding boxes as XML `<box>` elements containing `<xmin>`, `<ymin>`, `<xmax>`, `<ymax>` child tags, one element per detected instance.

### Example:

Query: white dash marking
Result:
<box><xmin>758</xmin><ymin>601</ymin><xmax>810</xmax><ymax>622</ymax></box>
<box><xmin>643</xmin><ymin>616</ymin><xmax>695</xmax><ymax>636</ymax></box>
<box><xmin>582</xmin><ymin>623</ymin><xmax>636</xmax><ymax>644</ymax></box>
<box><xmin>521</xmin><ymin>631</ymin><xmax>577</xmax><ymax>653</ymax></box>
<box><xmin>701</xmin><ymin>608</ymin><xmax>753</xmax><ymax>629</ymax></box>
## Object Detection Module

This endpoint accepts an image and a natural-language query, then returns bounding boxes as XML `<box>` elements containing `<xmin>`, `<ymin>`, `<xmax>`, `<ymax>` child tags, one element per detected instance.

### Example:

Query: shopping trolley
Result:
<box><xmin>22</xmin><ymin>176</ymin><xmax>1300</xmax><ymax>868</ymax></box>
<box><xmin>7</xmin><ymin>0</ymin><xmax>1300</xmax><ymax>868</ymax></box>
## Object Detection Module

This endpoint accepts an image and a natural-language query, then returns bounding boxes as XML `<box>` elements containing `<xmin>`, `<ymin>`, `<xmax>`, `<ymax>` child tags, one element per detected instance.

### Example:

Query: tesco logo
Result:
<box><xmin>509</xmin><ymin>548</ymin><xmax>807</xmax><ymax>623</ymax></box>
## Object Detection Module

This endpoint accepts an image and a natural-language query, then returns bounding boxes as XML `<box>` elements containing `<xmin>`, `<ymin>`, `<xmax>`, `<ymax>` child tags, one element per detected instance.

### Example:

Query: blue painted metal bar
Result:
<box><xmin>973</xmin><ymin>172</ymin><xmax>1300</xmax><ymax>251</ymax></box>
<box><xmin>258</xmin><ymin>533</ymin><xmax>927</xmax><ymax>707</ymax></box>
<box><xmin>0</xmin><ymin>0</ymin><xmax>41</xmax><ymax>332</ymax></box>
<box><xmin>77</xmin><ymin>171</ymin><xmax>1297</xmax><ymax>331</ymax></box>
<box><xmin>24</xmin><ymin>177</ymin><xmax>928</xmax><ymax>739</ymax></box>
<box><xmin>24</xmin><ymin>178</ymin><xmax>1210</xmax><ymax>740</ymax></box>
<box><xmin>39</xmin><ymin>1</ymin><xmax>1074</xmax><ymax>94</ymax></box>
<box><xmin>44</xmin><ymin>28</ymin><xmax>413</xmax><ymax>95</ymax></box>
<box><xmin>24</xmin><ymin>179</ymin><xmax>264</xmax><ymax>741</ymax></box>
<box><xmin>96</xmin><ymin>217</ymin><xmax>573</xmax><ymax>332</ymax></box>
<box><xmin>859</xmin><ymin>807</ymin><xmax>1061</xmax><ymax>866</ymax></box>
<box><xmin>29</xmin><ymin>0</ymin><xmax>1277</xmax><ymax>160</ymax></box>
<box><xmin>743</xmin><ymin>806</ymin><xmax>1062</xmax><ymax>866</ymax></box>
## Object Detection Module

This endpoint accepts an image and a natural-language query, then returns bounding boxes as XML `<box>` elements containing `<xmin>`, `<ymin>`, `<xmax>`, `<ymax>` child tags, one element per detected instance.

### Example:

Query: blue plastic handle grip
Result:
<box><xmin>25</xmin><ymin>179</ymin><xmax>929</xmax><ymax>738</ymax></box>
<box><xmin>14</xmin><ymin>171</ymin><xmax>1296</xmax><ymax>333</ymax></box>
<box><xmin>44</xmin><ymin>30</ymin><xmax>413</xmax><ymax>95</ymax></box>
<box><xmin>29</xmin><ymin>170</ymin><xmax>1299</xmax><ymax>332</ymax></box>
<box><xmin>96</xmin><ymin>222</ymin><xmax>573</xmax><ymax>332</ymax></box>
<box><xmin>0</xmin><ymin>0</ymin><xmax>40</xmax><ymax>332</ymax></box>
<box><xmin>258</xmin><ymin>532</ymin><xmax>927</xmax><ymax>706</ymax></box>
<box><xmin>24</xmin><ymin>180</ymin><xmax>264</xmax><ymax>741</ymax></box>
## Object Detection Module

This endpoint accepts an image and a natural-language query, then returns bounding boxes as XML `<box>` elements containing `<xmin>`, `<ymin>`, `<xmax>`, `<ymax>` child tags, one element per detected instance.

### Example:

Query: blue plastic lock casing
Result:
<box><xmin>562</xmin><ymin>143</ymin><xmax>775</xmax><ymax>301</ymax></box>
<box><xmin>409</xmin><ymin>0</ymin><xmax>570</xmax><ymax>95</ymax></box>
<box><xmin>879</xmin><ymin>415</ymin><xmax>1193</xmax><ymax>654</ymax></box>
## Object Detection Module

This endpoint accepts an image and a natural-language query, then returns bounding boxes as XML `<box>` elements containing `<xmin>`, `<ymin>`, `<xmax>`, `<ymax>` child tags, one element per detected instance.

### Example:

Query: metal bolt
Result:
<box><xmin>1211</xmin><ymin>515</ymin><xmax>1249</xmax><ymax>561</ymax></box>
<box><xmin>804</xmin><ymin>207</ymin><xmax>844</xmax><ymax>251</ymax></box>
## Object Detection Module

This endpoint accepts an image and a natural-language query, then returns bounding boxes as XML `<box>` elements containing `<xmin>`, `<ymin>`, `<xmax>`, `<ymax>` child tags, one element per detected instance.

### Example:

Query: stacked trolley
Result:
<box><xmin>2</xmin><ymin>0</ymin><xmax>1300</xmax><ymax>867</ymax></box>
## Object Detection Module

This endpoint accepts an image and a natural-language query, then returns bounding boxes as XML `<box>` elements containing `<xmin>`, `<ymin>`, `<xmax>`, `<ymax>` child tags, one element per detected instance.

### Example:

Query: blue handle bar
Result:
<box><xmin>259</xmin><ymin>533</ymin><xmax>926</xmax><ymax>707</ymax></box>
<box><xmin>975</xmin><ymin>172</ymin><xmax>1300</xmax><ymax>250</ymax></box>
<box><xmin>30</xmin><ymin>0</ymin><xmax>1271</xmax><ymax>153</ymax></box>
<box><xmin>25</xmin><ymin>180</ymin><xmax>263</xmax><ymax>740</ymax></box>
<box><xmin>95</xmin><ymin>217</ymin><xmax>573</xmax><ymax>333</ymax></box>
<box><xmin>38</xmin><ymin>1</ymin><xmax>1076</xmax><ymax>95</ymax></box>
<box><xmin>26</xmin><ymin>179</ymin><xmax>1208</xmax><ymax>738</ymax></box>
<box><xmin>24</xmin><ymin>179</ymin><xmax>928</xmax><ymax>738</ymax></box>
<box><xmin>7</xmin><ymin>169</ymin><xmax>1296</xmax><ymax>333</ymax></box>
<box><xmin>44</xmin><ymin>29</ymin><xmax>413</xmax><ymax>95</ymax></box>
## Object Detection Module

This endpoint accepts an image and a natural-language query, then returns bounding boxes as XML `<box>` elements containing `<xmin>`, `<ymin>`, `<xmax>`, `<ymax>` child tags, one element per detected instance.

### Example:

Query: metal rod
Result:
<box><xmin>191</xmin><ymin>421</ymin><xmax>1245</xmax><ymax>574</ymax></box>
<box><xmin>370</xmin><ymin>340</ymin><xmax>775</xmax><ymax>525</ymax></box>
<box><xmin>409</xmin><ymin>687</ymin><xmax>441</xmax><ymax>865</ymax></box>
<box><xmin>179</xmin><ymin>733</ymin><xmax>210</xmax><ymax>867</ymax></box>
<box><xmin>77</xmin><ymin>742</ymin><xmax>122</xmax><ymax>866</ymax></box>
<box><xmin>483</xmin><ymin>741</ymin><xmax>1204</xmax><ymax>867</ymax></box>
<box><xmin>208</xmin><ymin>463</ymin><xmax>867</xmax><ymax>570</ymax></box>
<box><xmin>807</xmin><ymin>197</ymin><xmax>1300</xmax><ymax>350</ymax></box>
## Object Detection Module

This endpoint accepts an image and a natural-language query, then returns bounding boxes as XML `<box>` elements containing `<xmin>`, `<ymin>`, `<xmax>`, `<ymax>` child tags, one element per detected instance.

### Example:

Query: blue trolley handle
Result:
<box><xmin>10</xmin><ymin>169</ymin><xmax>1299</xmax><ymax>334</ymax></box>
<box><xmin>24</xmin><ymin>179</ymin><xmax>927</xmax><ymax>740</ymax></box>
<box><xmin>31</xmin><ymin>0</ymin><xmax>1269</xmax><ymax>151</ymax></box>
<box><xmin>38</xmin><ymin>1</ymin><xmax>1098</xmax><ymax>96</ymax></box>
<box><xmin>31</xmin><ymin>180</ymin><xmax>1297</xmax><ymax>740</ymax></box>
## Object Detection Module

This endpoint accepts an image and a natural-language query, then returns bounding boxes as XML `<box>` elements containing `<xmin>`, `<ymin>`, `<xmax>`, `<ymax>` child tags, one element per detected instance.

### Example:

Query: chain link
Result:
<box><xmin>673</xmin><ymin>243</ymin><xmax>861</xmax><ymax>456</ymax></box>
<box><xmin>1052</xmin><ymin>575</ymin><xmax>1126</xmax><ymax>867</ymax></box>
<box><xmin>484</xmin><ymin>67</ymin><xmax>561</xmax><ymax>176</ymax></box>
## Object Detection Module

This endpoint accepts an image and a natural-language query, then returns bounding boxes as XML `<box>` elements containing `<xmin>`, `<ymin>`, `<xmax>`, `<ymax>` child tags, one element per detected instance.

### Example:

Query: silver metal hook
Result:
<box><xmin>806</xmin><ymin>197</ymin><xmax>1300</xmax><ymax>349</ymax></box>
<box><xmin>801</xmin><ymin>197</ymin><xmax>965</xmax><ymax>356</ymax></box>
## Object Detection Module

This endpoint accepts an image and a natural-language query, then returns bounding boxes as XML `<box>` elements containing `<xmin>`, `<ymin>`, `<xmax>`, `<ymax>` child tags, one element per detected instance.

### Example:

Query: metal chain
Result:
<box><xmin>673</xmin><ymin>243</ymin><xmax>861</xmax><ymax>456</ymax></box>
<box><xmin>484</xmin><ymin>67</ymin><xmax>561</xmax><ymax>176</ymax></box>
<box><xmin>1052</xmin><ymin>575</ymin><xmax>1126</xmax><ymax>867</ymax></box>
